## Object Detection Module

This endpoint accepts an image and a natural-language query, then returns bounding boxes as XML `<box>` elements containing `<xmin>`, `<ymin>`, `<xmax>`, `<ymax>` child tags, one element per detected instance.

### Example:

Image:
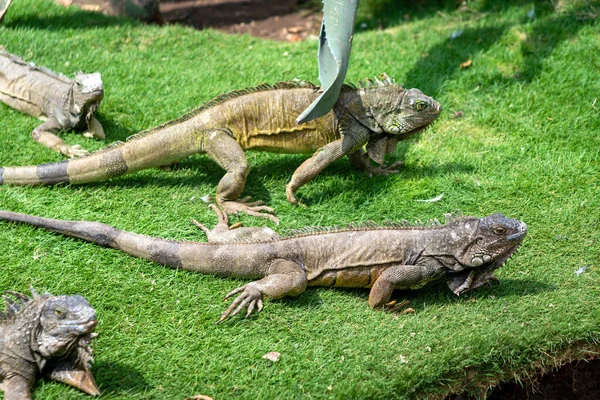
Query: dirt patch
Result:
<box><xmin>448</xmin><ymin>358</ymin><xmax>600</xmax><ymax>400</ymax></box>
<box><xmin>160</xmin><ymin>0</ymin><xmax>322</xmax><ymax>41</ymax></box>
<box><xmin>488</xmin><ymin>358</ymin><xmax>600</xmax><ymax>400</ymax></box>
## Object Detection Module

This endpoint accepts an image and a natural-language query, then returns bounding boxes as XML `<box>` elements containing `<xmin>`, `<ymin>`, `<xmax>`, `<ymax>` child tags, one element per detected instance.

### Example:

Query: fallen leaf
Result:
<box><xmin>262</xmin><ymin>351</ymin><xmax>281</xmax><ymax>362</ymax></box>
<box><xmin>575</xmin><ymin>266</ymin><xmax>589</xmax><ymax>275</ymax></box>
<box><xmin>453</xmin><ymin>110</ymin><xmax>464</xmax><ymax>118</ymax></box>
<box><xmin>401</xmin><ymin>308</ymin><xmax>415</xmax><ymax>315</ymax></box>
<box><xmin>185</xmin><ymin>395</ymin><xmax>214</xmax><ymax>400</ymax></box>
<box><xmin>460</xmin><ymin>59</ymin><xmax>472</xmax><ymax>69</ymax></box>
<box><xmin>415</xmin><ymin>193</ymin><xmax>444</xmax><ymax>203</ymax></box>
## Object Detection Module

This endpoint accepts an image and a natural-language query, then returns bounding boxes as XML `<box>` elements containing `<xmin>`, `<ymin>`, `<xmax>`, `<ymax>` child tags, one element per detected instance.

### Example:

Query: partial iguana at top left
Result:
<box><xmin>0</xmin><ymin>50</ymin><xmax>105</xmax><ymax>157</ymax></box>
<box><xmin>0</xmin><ymin>76</ymin><xmax>441</xmax><ymax>222</ymax></box>
<box><xmin>0</xmin><ymin>0</ymin><xmax>12</xmax><ymax>23</ymax></box>
<box><xmin>0</xmin><ymin>288</ymin><xmax>99</xmax><ymax>400</ymax></box>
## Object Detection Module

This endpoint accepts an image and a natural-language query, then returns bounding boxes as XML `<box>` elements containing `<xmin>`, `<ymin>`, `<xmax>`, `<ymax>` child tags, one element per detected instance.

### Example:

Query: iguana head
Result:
<box><xmin>362</xmin><ymin>84</ymin><xmax>441</xmax><ymax>135</ymax></box>
<box><xmin>35</xmin><ymin>293</ymin><xmax>100</xmax><ymax>395</ymax></box>
<box><xmin>426</xmin><ymin>213</ymin><xmax>527</xmax><ymax>295</ymax></box>
<box><xmin>36</xmin><ymin>294</ymin><xmax>97</xmax><ymax>357</ymax></box>
<box><xmin>73</xmin><ymin>72</ymin><xmax>105</xmax><ymax>139</ymax></box>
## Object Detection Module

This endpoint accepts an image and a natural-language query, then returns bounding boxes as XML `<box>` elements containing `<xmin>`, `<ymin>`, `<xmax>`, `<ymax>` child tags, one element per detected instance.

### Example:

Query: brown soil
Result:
<box><xmin>160</xmin><ymin>0</ymin><xmax>322</xmax><ymax>41</ymax></box>
<box><xmin>487</xmin><ymin>358</ymin><xmax>600</xmax><ymax>400</ymax></box>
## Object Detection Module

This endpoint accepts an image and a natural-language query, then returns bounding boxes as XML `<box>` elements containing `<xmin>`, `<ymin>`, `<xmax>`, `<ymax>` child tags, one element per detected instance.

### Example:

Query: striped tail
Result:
<box><xmin>0</xmin><ymin>142</ymin><xmax>132</xmax><ymax>186</ymax></box>
<box><xmin>0</xmin><ymin>123</ymin><xmax>198</xmax><ymax>186</ymax></box>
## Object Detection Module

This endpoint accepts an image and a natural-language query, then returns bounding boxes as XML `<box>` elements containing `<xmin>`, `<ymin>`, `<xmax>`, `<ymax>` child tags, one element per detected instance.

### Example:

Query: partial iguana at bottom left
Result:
<box><xmin>0</xmin><ymin>50</ymin><xmax>105</xmax><ymax>157</ymax></box>
<box><xmin>0</xmin><ymin>208</ymin><xmax>527</xmax><ymax>323</ymax></box>
<box><xmin>0</xmin><ymin>288</ymin><xmax>99</xmax><ymax>400</ymax></box>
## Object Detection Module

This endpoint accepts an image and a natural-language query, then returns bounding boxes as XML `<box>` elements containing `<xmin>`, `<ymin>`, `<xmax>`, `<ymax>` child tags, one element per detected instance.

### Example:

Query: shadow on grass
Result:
<box><xmin>404</xmin><ymin>2</ymin><xmax>595</xmax><ymax>95</ymax></box>
<box><xmin>93</xmin><ymin>360</ymin><xmax>152</xmax><ymax>395</ymax></box>
<box><xmin>310</xmin><ymin>276</ymin><xmax>555</xmax><ymax>313</ymax></box>
<box><xmin>57</xmin><ymin>149</ymin><xmax>472</xmax><ymax>209</ymax></box>
<box><xmin>4</xmin><ymin>8</ymin><xmax>132</xmax><ymax>31</ymax></box>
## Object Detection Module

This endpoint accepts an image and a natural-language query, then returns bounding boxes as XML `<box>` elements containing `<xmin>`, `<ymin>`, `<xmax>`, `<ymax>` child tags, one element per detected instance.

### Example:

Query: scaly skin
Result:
<box><xmin>0</xmin><ymin>289</ymin><xmax>99</xmax><ymax>400</ymax></box>
<box><xmin>0</xmin><ymin>209</ymin><xmax>527</xmax><ymax>322</ymax></box>
<box><xmin>0</xmin><ymin>50</ymin><xmax>105</xmax><ymax>157</ymax></box>
<box><xmin>0</xmin><ymin>79</ymin><xmax>441</xmax><ymax>222</ymax></box>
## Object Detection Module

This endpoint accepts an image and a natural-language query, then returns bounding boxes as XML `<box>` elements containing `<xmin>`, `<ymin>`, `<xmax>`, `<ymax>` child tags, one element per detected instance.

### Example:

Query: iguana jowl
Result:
<box><xmin>0</xmin><ymin>50</ymin><xmax>105</xmax><ymax>157</ymax></box>
<box><xmin>0</xmin><ymin>208</ymin><xmax>527</xmax><ymax>322</ymax></box>
<box><xmin>0</xmin><ymin>78</ymin><xmax>441</xmax><ymax>222</ymax></box>
<box><xmin>0</xmin><ymin>288</ymin><xmax>99</xmax><ymax>400</ymax></box>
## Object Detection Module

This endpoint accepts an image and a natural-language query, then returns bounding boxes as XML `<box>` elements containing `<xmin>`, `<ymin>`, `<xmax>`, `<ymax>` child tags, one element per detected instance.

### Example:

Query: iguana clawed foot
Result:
<box><xmin>59</xmin><ymin>144</ymin><xmax>90</xmax><ymax>158</ymax></box>
<box><xmin>192</xmin><ymin>204</ymin><xmax>278</xmax><ymax>243</ymax></box>
<box><xmin>219</xmin><ymin>197</ymin><xmax>279</xmax><ymax>225</ymax></box>
<box><xmin>285</xmin><ymin>185</ymin><xmax>308</xmax><ymax>207</ymax></box>
<box><xmin>363</xmin><ymin>160</ymin><xmax>404</xmax><ymax>177</ymax></box>
<box><xmin>218</xmin><ymin>283</ymin><xmax>264</xmax><ymax>323</ymax></box>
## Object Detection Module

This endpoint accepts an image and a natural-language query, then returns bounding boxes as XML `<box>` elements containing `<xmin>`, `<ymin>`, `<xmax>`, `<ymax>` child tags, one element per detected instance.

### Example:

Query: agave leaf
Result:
<box><xmin>296</xmin><ymin>0</ymin><xmax>359</xmax><ymax>124</ymax></box>
<box><xmin>0</xmin><ymin>0</ymin><xmax>13</xmax><ymax>24</ymax></box>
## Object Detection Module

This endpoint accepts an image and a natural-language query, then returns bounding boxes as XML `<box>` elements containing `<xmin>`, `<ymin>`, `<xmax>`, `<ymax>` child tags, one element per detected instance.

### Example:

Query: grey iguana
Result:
<box><xmin>0</xmin><ymin>50</ymin><xmax>105</xmax><ymax>158</ymax></box>
<box><xmin>0</xmin><ymin>76</ymin><xmax>441</xmax><ymax>222</ymax></box>
<box><xmin>0</xmin><ymin>208</ymin><xmax>526</xmax><ymax>322</ymax></box>
<box><xmin>0</xmin><ymin>288</ymin><xmax>99</xmax><ymax>400</ymax></box>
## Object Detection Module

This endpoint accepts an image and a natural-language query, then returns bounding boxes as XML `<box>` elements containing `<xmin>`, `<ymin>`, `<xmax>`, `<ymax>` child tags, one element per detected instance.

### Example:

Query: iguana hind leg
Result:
<box><xmin>203</xmin><ymin>128</ymin><xmax>278</xmax><ymax>223</ymax></box>
<box><xmin>32</xmin><ymin>118</ymin><xmax>89</xmax><ymax>158</ymax></box>
<box><xmin>218</xmin><ymin>259</ymin><xmax>307</xmax><ymax>323</ymax></box>
<box><xmin>192</xmin><ymin>204</ymin><xmax>279</xmax><ymax>243</ymax></box>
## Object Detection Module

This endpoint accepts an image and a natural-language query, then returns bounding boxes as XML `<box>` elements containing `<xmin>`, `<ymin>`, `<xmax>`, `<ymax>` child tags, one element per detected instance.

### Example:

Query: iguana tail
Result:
<box><xmin>0</xmin><ymin>126</ymin><xmax>197</xmax><ymax>186</ymax></box>
<box><xmin>0</xmin><ymin>209</ymin><xmax>262</xmax><ymax>279</ymax></box>
<box><xmin>0</xmin><ymin>209</ymin><xmax>189</xmax><ymax>266</ymax></box>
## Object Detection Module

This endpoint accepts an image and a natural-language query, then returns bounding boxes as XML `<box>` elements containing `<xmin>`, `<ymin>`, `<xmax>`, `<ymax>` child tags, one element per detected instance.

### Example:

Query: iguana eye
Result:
<box><xmin>414</xmin><ymin>101</ymin><xmax>428</xmax><ymax>111</ymax></box>
<box><xmin>53</xmin><ymin>308</ymin><xmax>66</xmax><ymax>318</ymax></box>
<box><xmin>493</xmin><ymin>227</ymin><xmax>506</xmax><ymax>235</ymax></box>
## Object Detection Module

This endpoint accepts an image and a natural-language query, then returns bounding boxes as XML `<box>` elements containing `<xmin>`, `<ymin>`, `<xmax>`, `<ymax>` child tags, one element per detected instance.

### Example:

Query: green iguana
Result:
<box><xmin>0</xmin><ymin>77</ymin><xmax>441</xmax><ymax>222</ymax></box>
<box><xmin>0</xmin><ymin>208</ymin><xmax>526</xmax><ymax>322</ymax></box>
<box><xmin>0</xmin><ymin>288</ymin><xmax>99</xmax><ymax>400</ymax></box>
<box><xmin>0</xmin><ymin>50</ymin><xmax>105</xmax><ymax>158</ymax></box>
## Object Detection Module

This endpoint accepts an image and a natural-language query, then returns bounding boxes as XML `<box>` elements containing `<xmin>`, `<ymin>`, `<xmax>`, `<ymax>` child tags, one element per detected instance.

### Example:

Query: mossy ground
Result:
<box><xmin>0</xmin><ymin>0</ymin><xmax>599</xmax><ymax>398</ymax></box>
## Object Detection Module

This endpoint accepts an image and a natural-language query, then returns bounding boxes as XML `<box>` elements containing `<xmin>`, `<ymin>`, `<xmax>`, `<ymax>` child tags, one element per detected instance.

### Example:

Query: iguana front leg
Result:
<box><xmin>2</xmin><ymin>375</ymin><xmax>34</xmax><ymax>400</ymax></box>
<box><xmin>286</xmin><ymin>119</ymin><xmax>371</xmax><ymax>204</ymax></box>
<box><xmin>32</xmin><ymin>118</ymin><xmax>89</xmax><ymax>158</ymax></box>
<box><xmin>83</xmin><ymin>115</ymin><xmax>105</xmax><ymax>139</ymax></box>
<box><xmin>218</xmin><ymin>259</ymin><xmax>308</xmax><ymax>322</ymax></box>
<box><xmin>348</xmin><ymin>149</ymin><xmax>404</xmax><ymax>176</ymax></box>
<box><xmin>368</xmin><ymin>264</ymin><xmax>443</xmax><ymax>309</ymax></box>
<box><xmin>203</xmin><ymin>128</ymin><xmax>278</xmax><ymax>223</ymax></box>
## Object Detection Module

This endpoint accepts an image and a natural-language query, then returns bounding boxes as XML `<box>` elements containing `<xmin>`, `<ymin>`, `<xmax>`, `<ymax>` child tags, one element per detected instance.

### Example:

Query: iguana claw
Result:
<box><xmin>217</xmin><ymin>283</ymin><xmax>264</xmax><ymax>323</ymax></box>
<box><xmin>60</xmin><ymin>144</ymin><xmax>90</xmax><ymax>158</ymax></box>
<box><xmin>363</xmin><ymin>160</ymin><xmax>404</xmax><ymax>177</ymax></box>
<box><xmin>219</xmin><ymin>198</ymin><xmax>279</xmax><ymax>225</ymax></box>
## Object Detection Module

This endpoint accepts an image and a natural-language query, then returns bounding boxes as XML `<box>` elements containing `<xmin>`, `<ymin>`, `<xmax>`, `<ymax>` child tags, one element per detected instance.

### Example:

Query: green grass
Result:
<box><xmin>1</xmin><ymin>0</ymin><xmax>599</xmax><ymax>398</ymax></box>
